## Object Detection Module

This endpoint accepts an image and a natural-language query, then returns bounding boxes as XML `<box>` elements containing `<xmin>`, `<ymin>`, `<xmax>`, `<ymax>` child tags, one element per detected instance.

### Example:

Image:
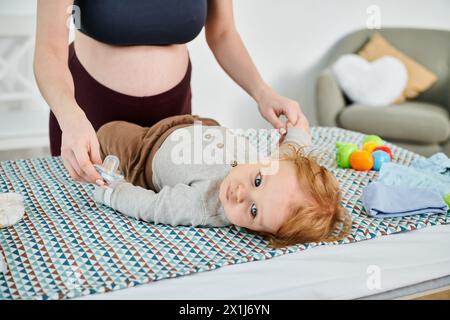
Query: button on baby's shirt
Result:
<box><xmin>216</xmin><ymin>142</ymin><xmax>224</xmax><ymax>149</ymax></box>
<box><xmin>204</xmin><ymin>133</ymin><xmax>212</xmax><ymax>140</ymax></box>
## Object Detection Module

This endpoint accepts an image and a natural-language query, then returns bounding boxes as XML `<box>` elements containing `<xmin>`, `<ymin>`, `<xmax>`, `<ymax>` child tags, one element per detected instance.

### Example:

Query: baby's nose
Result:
<box><xmin>236</xmin><ymin>184</ymin><xmax>248</xmax><ymax>203</ymax></box>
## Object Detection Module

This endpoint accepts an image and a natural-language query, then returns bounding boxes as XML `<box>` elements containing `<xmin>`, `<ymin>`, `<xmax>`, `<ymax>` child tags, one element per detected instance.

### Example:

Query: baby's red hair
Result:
<box><xmin>253</xmin><ymin>144</ymin><xmax>352</xmax><ymax>248</ymax></box>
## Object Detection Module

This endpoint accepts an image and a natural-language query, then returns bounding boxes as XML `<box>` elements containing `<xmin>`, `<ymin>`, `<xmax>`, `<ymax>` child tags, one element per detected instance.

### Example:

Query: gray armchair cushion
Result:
<box><xmin>387</xmin><ymin>140</ymin><xmax>442</xmax><ymax>157</ymax></box>
<box><xmin>338</xmin><ymin>101</ymin><xmax>450</xmax><ymax>144</ymax></box>
<box><xmin>315</xmin><ymin>69</ymin><xmax>346</xmax><ymax>127</ymax></box>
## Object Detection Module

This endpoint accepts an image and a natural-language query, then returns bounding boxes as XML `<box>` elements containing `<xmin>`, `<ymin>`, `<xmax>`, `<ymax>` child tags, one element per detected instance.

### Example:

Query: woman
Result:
<box><xmin>34</xmin><ymin>0</ymin><xmax>309</xmax><ymax>184</ymax></box>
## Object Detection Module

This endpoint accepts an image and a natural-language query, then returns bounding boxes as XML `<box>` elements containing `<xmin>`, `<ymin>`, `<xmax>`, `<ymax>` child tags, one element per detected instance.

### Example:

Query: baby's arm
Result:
<box><xmin>277</xmin><ymin>123</ymin><xmax>312</xmax><ymax>155</ymax></box>
<box><xmin>280</xmin><ymin>126</ymin><xmax>311</xmax><ymax>148</ymax></box>
<box><xmin>93</xmin><ymin>182</ymin><xmax>205</xmax><ymax>226</ymax></box>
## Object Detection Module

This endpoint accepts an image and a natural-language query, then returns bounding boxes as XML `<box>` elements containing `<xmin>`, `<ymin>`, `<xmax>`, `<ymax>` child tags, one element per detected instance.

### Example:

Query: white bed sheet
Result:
<box><xmin>78</xmin><ymin>223</ymin><xmax>450</xmax><ymax>300</ymax></box>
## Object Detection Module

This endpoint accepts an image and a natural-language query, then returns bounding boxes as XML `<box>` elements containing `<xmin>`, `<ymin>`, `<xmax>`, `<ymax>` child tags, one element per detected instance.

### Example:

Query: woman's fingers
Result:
<box><xmin>283</xmin><ymin>103</ymin><xmax>300</xmax><ymax>127</ymax></box>
<box><xmin>89</xmin><ymin>136</ymin><xmax>103</xmax><ymax>166</ymax></box>
<box><xmin>68</xmin><ymin>151</ymin><xmax>96</xmax><ymax>183</ymax></box>
<box><xmin>58</xmin><ymin>112</ymin><xmax>105</xmax><ymax>184</ymax></box>
<box><xmin>89</xmin><ymin>137</ymin><xmax>106</xmax><ymax>185</ymax></box>
<box><xmin>265</xmin><ymin>108</ymin><xmax>286</xmax><ymax>130</ymax></box>
<box><xmin>298</xmin><ymin>114</ymin><xmax>311</xmax><ymax>133</ymax></box>
<box><xmin>61</xmin><ymin>152</ymin><xmax>83</xmax><ymax>182</ymax></box>
<box><xmin>73</xmin><ymin>145</ymin><xmax>103</xmax><ymax>184</ymax></box>
<box><xmin>286</xmin><ymin>102</ymin><xmax>312</xmax><ymax>134</ymax></box>
<box><xmin>290</xmin><ymin>108</ymin><xmax>310</xmax><ymax>133</ymax></box>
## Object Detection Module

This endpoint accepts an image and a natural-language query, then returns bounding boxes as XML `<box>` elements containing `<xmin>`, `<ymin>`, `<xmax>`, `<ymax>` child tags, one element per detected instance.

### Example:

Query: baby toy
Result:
<box><xmin>349</xmin><ymin>151</ymin><xmax>374</xmax><ymax>171</ymax></box>
<box><xmin>335</xmin><ymin>142</ymin><xmax>358</xmax><ymax>168</ymax></box>
<box><xmin>95</xmin><ymin>155</ymin><xmax>124</xmax><ymax>184</ymax></box>
<box><xmin>372</xmin><ymin>145</ymin><xmax>393</xmax><ymax>160</ymax></box>
<box><xmin>362</xmin><ymin>141</ymin><xmax>379</xmax><ymax>153</ymax></box>
<box><xmin>336</xmin><ymin>135</ymin><xmax>392</xmax><ymax>171</ymax></box>
<box><xmin>444</xmin><ymin>193</ymin><xmax>450</xmax><ymax>207</ymax></box>
<box><xmin>372</xmin><ymin>150</ymin><xmax>391</xmax><ymax>171</ymax></box>
<box><xmin>362</xmin><ymin>135</ymin><xmax>384</xmax><ymax>146</ymax></box>
<box><xmin>0</xmin><ymin>192</ymin><xmax>25</xmax><ymax>229</ymax></box>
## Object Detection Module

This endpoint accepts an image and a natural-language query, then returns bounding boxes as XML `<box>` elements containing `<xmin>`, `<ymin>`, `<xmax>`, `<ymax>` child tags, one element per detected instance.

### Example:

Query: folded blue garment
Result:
<box><xmin>411</xmin><ymin>152</ymin><xmax>450</xmax><ymax>176</ymax></box>
<box><xmin>378</xmin><ymin>162</ymin><xmax>450</xmax><ymax>198</ymax></box>
<box><xmin>362</xmin><ymin>182</ymin><xmax>448</xmax><ymax>218</ymax></box>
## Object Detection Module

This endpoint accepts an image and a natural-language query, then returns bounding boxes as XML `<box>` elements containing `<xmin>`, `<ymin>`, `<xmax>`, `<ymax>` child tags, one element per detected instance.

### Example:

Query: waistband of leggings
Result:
<box><xmin>68</xmin><ymin>42</ymin><xmax>192</xmax><ymax>107</ymax></box>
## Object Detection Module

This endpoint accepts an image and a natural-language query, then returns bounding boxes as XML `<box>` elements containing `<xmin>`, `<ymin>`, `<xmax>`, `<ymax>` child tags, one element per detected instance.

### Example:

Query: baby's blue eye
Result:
<box><xmin>250</xmin><ymin>203</ymin><xmax>258</xmax><ymax>218</ymax></box>
<box><xmin>254</xmin><ymin>172</ymin><xmax>262</xmax><ymax>187</ymax></box>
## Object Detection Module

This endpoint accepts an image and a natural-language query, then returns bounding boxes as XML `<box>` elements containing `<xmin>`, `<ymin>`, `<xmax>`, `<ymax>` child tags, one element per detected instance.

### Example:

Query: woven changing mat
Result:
<box><xmin>0</xmin><ymin>127</ymin><xmax>448</xmax><ymax>299</ymax></box>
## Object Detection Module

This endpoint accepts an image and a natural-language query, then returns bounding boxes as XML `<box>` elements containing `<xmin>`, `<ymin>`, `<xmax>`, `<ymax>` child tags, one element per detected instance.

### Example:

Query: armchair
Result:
<box><xmin>316</xmin><ymin>28</ymin><xmax>450</xmax><ymax>157</ymax></box>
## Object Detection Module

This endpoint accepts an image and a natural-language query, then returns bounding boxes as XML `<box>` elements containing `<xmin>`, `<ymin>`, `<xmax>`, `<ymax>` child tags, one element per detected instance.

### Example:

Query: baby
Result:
<box><xmin>93</xmin><ymin>115</ymin><xmax>351</xmax><ymax>247</ymax></box>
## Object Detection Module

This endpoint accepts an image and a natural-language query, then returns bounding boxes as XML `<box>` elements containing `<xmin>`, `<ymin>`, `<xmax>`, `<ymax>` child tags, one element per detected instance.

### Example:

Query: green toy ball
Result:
<box><xmin>444</xmin><ymin>193</ymin><xmax>450</xmax><ymax>207</ymax></box>
<box><xmin>363</xmin><ymin>135</ymin><xmax>385</xmax><ymax>146</ymax></box>
<box><xmin>336</xmin><ymin>142</ymin><xmax>358</xmax><ymax>168</ymax></box>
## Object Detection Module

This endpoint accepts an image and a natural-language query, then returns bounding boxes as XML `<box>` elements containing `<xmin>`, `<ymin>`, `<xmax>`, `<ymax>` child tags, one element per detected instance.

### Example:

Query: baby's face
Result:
<box><xmin>219</xmin><ymin>159</ymin><xmax>307</xmax><ymax>234</ymax></box>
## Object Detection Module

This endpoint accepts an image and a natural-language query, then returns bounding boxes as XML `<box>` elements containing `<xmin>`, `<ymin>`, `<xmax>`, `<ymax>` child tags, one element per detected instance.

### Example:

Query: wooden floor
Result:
<box><xmin>397</xmin><ymin>286</ymin><xmax>450</xmax><ymax>300</ymax></box>
<box><xmin>413</xmin><ymin>288</ymin><xmax>450</xmax><ymax>300</ymax></box>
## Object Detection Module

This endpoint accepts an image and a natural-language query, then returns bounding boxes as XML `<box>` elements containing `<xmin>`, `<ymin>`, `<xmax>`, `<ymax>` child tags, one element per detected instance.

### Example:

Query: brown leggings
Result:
<box><xmin>97</xmin><ymin>114</ymin><xmax>220</xmax><ymax>191</ymax></box>
<box><xmin>49</xmin><ymin>42</ymin><xmax>192</xmax><ymax>156</ymax></box>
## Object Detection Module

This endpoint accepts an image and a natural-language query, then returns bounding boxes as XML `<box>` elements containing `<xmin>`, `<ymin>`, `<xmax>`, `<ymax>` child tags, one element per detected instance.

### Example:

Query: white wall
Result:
<box><xmin>2</xmin><ymin>0</ymin><xmax>450</xmax><ymax>131</ymax></box>
<box><xmin>189</xmin><ymin>0</ymin><xmax>450</xmax><ymax>129</ymax></box>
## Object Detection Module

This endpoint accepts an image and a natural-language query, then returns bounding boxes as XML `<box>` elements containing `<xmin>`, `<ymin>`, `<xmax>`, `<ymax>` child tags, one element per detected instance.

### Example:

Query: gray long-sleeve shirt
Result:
<box><xmin>94</xmin><ymin>125</ymin><xmax>311</xmax><ymax>227</ymax></box>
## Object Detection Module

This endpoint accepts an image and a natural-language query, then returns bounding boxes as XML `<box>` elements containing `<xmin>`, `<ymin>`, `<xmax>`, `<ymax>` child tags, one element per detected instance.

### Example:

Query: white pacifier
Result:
<box><xmin>94</xmin><ymin>155</ymin><xmax>124</xmax><ymax>184</ymax></box>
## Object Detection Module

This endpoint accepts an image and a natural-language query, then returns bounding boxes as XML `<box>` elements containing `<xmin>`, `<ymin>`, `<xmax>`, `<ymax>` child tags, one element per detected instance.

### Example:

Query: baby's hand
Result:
<box><xmin>96</xmin><ymin>179</ymin><xmax>107</xmax><ymax>188</ymax></box>
<box><xmin>93</xmin><ymin>179</ymin><xmax>117</xmax><ymax>205</ymax></box>
<box><xmin>93</xmin><ymin>184</ymin><xmax>107</xmax><ymax>205</ymax></box>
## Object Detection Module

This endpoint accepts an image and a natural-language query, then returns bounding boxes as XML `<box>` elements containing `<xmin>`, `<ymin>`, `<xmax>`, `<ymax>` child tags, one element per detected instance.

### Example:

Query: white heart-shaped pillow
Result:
<box><xmin>332</xmin><ymin>54</ymin><xmax>408</xmax><ymax>107</ymax></box>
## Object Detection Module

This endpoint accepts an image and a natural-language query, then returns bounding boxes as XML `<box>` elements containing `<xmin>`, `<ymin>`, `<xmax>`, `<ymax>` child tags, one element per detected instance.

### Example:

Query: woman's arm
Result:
<box><xmin>34</xmin><ymin>0</ymin><xmax>103</xmax><ymax>183</ymax></box>
<box><xmin>35</xmin><ymin>0</ymin><xmax>80</xmax><ymax>129</ymax></box>
<box><xmin>205</xmin><ymin>0</ymin><xmax>309</xmax><ymax>131</ymax></box>
<box><xmin>205</xmin><ymin>0</ymin><xmax>265</xmax><ymax>102</ymax></box>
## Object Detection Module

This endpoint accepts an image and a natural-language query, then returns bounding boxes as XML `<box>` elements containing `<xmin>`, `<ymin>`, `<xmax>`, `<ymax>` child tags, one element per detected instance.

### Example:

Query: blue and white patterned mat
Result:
<box><xmin>0</xmin><ymin>127</ymin><xmax>448</xmax><ymax>299</ymax></box>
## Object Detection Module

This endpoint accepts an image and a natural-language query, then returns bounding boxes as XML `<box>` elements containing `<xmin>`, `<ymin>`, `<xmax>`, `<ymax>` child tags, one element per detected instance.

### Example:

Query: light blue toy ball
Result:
<box><xmin>372</xmin><ymin>150</ymin><xmax>391</xmax><ymax>171</ymax></box>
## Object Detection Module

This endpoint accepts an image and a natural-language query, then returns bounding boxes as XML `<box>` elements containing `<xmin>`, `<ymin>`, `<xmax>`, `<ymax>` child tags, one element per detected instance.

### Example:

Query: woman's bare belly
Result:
<box><xmin>74</xmin><ymin>31</ymin><xmax>190</xmax><ymax>97</ymax></box>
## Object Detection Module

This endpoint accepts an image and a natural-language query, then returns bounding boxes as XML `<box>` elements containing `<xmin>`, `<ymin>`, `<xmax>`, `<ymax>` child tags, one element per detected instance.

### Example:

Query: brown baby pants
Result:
<box><xmin>97</xmin><ymin>114</ymin><xmax>220</xmax><ymax>191</ymax></box>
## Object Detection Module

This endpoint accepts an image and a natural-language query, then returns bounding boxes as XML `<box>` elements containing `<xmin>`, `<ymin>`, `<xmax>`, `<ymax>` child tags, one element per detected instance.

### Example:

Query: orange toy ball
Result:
<box><xmin>350</xmin><ymin>151</ymin><xmax>374</xmax><ymax>171</ymax></box>
<box><xmin>362</xmin><ymin>141</ymin><xmax>379</xmax><ymax>153</ymax></box>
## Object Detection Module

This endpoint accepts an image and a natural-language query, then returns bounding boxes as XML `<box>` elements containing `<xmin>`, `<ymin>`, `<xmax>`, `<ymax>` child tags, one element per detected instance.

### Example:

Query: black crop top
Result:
<box><xmin>73</xmin><ymin>0</ymin><xmax>208</xmax><ymax>46</ymax></box>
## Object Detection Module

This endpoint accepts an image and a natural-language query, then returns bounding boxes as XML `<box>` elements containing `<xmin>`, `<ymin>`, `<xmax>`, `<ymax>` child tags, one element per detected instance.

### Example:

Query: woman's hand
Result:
<box><xmin>288</xmin><ymin>113</ymin><xmax>310</xmax><ymax>134</ymax></box>
<box><xmin>60</xmin><ymin>111</ymin><xmax>104</xmax><ymax>184</ymax></box>
<box><xmin>256</xmin><ymin>86</ymin><xmax>310</xmax><ymax>135</ymax></box>
<box><xmin>278</xmin><ymin>120</ymin><xmax>311</xmax><ymax>145</ymax></box>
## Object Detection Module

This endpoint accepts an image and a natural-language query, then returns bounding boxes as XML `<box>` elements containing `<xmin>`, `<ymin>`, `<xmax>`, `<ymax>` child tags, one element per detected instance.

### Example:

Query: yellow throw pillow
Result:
<box><xmin>358</xmin><ymin>32</ymin><xmax>437</xmax><ymax>103</ymax></box>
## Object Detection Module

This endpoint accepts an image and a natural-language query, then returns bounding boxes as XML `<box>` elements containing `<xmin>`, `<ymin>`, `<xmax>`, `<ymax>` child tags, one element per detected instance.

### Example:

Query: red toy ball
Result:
<box><xmin>373</xmin><ymin>146</ymin><xmax>393</xmax><ymax>160</ymax></box>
